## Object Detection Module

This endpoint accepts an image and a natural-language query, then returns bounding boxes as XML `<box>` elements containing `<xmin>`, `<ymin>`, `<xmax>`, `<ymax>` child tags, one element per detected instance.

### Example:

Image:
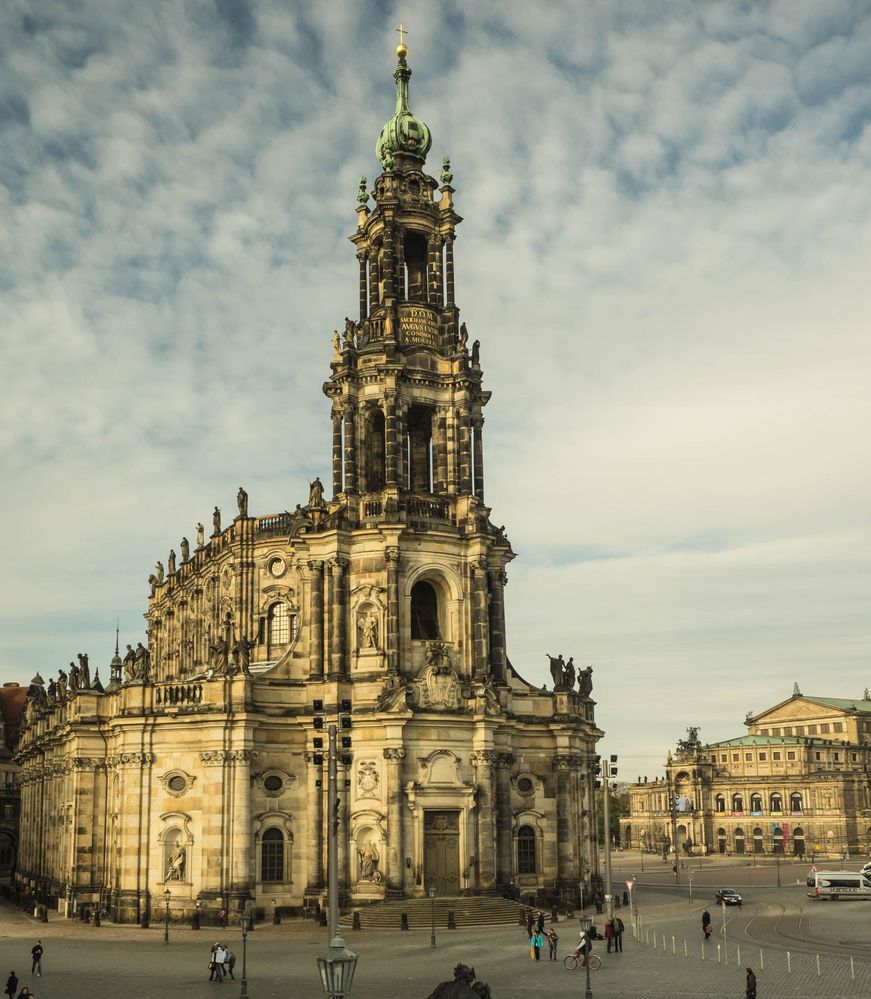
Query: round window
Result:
<box><xmin>264</xmin><ymin>775</ymin><xmax>283</xmax><ymax>793</ymax></box>
<box><xmin>168</xmin><ymin>775</ymin><xmax>187</xmax><ymax>793</ymax></box>
<box><xmin>517</xmin><ymin>777</ymin><xmax>534</xmax><ymax>793</ymax></box>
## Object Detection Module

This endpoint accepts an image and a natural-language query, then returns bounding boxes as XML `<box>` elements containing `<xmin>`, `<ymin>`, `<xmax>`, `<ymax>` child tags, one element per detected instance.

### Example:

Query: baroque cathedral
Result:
<box><xmin>15</xmin><ymin>43</ymin><xmax>602</xmax><ymax>923</ymax></box>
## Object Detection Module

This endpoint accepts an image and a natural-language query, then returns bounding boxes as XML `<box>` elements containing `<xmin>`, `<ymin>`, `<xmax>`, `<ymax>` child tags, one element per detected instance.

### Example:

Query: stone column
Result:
<box><xmin>385</xmin><ymin>547</ymin><xmax>400</xmax><ymax>674</ymax></box>
<box><xmin>396</xmin><ymin>406</ymin><xmax>406</xmax><ymax>490</ymax></box>
<box><xmin>553</xmin><ymin>756</ymin><xmax>580</xmax><ymax>887</ymax></box>
<box><xmin>472</xmin><ymin>417</ymin><xmax>485</xmax><ymax>502</ymax></box>
<box><xmin>382</xmin><ymin>226</ymin><xmax>395</xmax><ymax>301</ymax></box>
<box><xmin>304</xmin><ymin>751</ymin><xmax>324</xmax><ymax>892</ymax></box>
<box><xmin>230</xmin><ymin>750</ymin><xmax>253</xmax><ymax>894</ymax></box>
<box><xmin>331</xmin><ymin>406</ymin><xmax>343</xmax><ymax>496</ymax></box>
<box><xmin>444</xmin><ymin>233</ymin><xmax>455</xmax><ymax>307</ymax></box>
<box><xmin>339</xmin><ymin>753</ymin><xmax>351</xmax><ymax>893</ymax></box>
<box><xmin>458</xmin><ymin>409</ymin><xmax>472</xmax><ymax>495</ymax></box>
<box><xmin>395</xmin><ymin>226</ymin><xmax>405</xmax><ymax>300</ymax></box>
<box><xmin>384</xmin><ymin>391</ymin><xmax>399</xmax><ymax>489</ymax></box>
<box><xmin>369</xmin><ymin>246</ymin><xmax>380</xmax><ymax>312</ymax></box>
<box><xmin>434</xmin><ymin>406</ymin><xmax>448</xmax><ymax>495</ymax></box>
<box><xmin>329</xmin><ymin>559</ymin><xmax>348</xmax><ymax>677</ymax></box>
<box><xmin>383</xmin><ymin>747</ymin><xmax>406</xmax><ymax>891</ymax></box>
<box><xmin>488</xmin><ymin>569</ymin><xmax>507</xmax><ymax>683</ymax></box>
<box><xmin>446</xmin><ymin>408</ymin><xmax>457</xmax><ymax>495</ymax></box>
<box><xmin>471</xmin><ymin>750</ymin><xmax>497</xmax><ymax>889</ymax></box>
<box><xmin>495</xmin><ymin>753</ymin><xmax>515</xmax><ymax>886</ymax></box>
<box><xmin>343</xmin><ymin>405</ymin><xmax>358</xmax><ymax>495</ymax></box>
<box><xmin>358</xmin><ymin>252</ymin><xmax>368</xmax><ymax>321</ymax></box>
<box><xmin>471</xmin><ymin>559</ymin><xmax>490</xmax><ymax>677</ymax></box>
<box><xmin>308</xmin><ymin>561</ymin><xmax>324</xmax><ymax>678</ymax></box>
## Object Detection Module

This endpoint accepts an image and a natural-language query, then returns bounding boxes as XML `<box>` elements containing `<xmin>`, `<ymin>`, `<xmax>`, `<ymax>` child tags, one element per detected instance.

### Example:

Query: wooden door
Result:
<box><xmin>424</xmin><ymin>811</ymin><xmax>460</xmax><ymax>895</ymax></box>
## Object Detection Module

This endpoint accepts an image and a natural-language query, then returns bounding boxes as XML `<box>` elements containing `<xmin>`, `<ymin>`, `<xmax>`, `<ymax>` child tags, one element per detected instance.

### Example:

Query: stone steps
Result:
<box><xmin>340</xmin><ymin>896</ymin><xmax>525</xmax><ymax>929</ymax></box>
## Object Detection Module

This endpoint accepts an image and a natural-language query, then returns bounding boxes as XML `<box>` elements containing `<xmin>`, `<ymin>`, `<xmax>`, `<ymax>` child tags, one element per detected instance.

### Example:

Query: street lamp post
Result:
<box><xmin>240</xmin><ymin>911</ymin><xmax>251</xmax><ymax>999</ymax></box>
<box><xmin>580</xmin><ymin>914</ymin><xmax>594</xmax><ymax>999</ymax></box>
<box><xmin>602</xmin><ymin>754</ymin><xmax>618</xmax><ymax>919</ymax></box>
<box><xmin>429</xmin><ymin>883</ymin><xmax>437</xmax><ymax>948</ymax></box>
<box><xmin>163</xmin><ymin>888</ymin><xmax>171</xmax><ymax>945</ymax></box>
<box><xmin>316</xmin><ymin>723</ymin><xmax>358</xmax><ymax>999</ymax></box>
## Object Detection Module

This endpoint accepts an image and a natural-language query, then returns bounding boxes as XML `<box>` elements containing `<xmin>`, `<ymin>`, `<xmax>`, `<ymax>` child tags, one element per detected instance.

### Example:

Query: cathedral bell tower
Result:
<box><xmin>323</xmin><ymin>40</ymin><xmax>510</xmax><ymax>684</ymax></box>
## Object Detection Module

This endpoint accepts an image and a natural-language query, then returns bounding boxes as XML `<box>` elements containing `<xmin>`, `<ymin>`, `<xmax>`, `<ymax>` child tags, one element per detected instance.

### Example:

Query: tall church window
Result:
<box><xmin>269</xmin><ymin>604</ymin><xmax>291</xmax><ymax>645</ymax></box>
<box><xmin>411</xmin><ymin>581</ymin><xmax>439</xmax><ymax>640</ymax></box>
<box><xmin>261</xmin><ymin>828</ymin><xmax>284</xmax><ymax>882</ymax></box>
<box><xmin>517</xmin><ymin>825</ymin><xmax>537</xmax><ymax>874</ymax></box>
<box><xmin>403</xmin><ymin>231</ymin><xmax>429</xmax><ymax>302</ymax></box>
<box><xmin>406</xmin><ymin>405</ymin><xmax>433</xmax><ymax>493</ymax></box>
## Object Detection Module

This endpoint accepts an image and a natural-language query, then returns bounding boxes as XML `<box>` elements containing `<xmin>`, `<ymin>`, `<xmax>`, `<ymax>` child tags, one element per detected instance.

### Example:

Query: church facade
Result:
<box><xmin>15</xmin><ymin>45</ymin><xmax>602</xmax><ymax>924</ymax></box>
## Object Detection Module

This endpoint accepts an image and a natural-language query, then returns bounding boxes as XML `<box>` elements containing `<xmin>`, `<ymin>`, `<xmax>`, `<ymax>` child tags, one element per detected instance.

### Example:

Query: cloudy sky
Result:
<box><xmin>2</xmin><ymin>0</ymin><xmax>870</xmax><ymax>778</ymax></box>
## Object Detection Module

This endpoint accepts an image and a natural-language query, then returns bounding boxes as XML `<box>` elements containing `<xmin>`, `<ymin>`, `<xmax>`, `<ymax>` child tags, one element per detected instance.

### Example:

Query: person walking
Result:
<box><xmin>4</xmin><ymin>972</ymin><xmax>18</xmax><ymax>998</ymax></box>
<box><xmin>604</xmin><ymin>917</ymin><xmax>615</xmax><ymax>953</ymax></box>
<box><xmin>16</xmin><ymin>989</ymin><xmax>35</xmax><ymax>999</ymax></box>
<box><xmin>29</xmin><ymin>943</ymin><xmax>42</xmax><ymax>978</ymax></box>
<box><xmin>226</xmin><ymin>951</ymin><xmax>236</xmax><ymax>980</ymax></box>
<box><xmin>536</xmin><ymin>910</ymin><xmax>545</xmax><ymax>934</ymax></box>
<box><xmin>746</xmin><ymin>967</ymin><xmax>757</xmax><ymax>999</ymax></box>
<box><xmin>547</xmin><ymin>928</ymin><xmax>559</xmax><ymax>961</ymax></box>
<box><xmin>208</xmin><ymin>943</ymin><xmax>224</xmax><ymax>983</ymax></box>
<box><xmin>530</xmin><ymin>929</ymin><xmax>544</xmax><ymax>961</ymax></box>
<box><xmin>614</xmin><ymin>915</ymin><xmax>625</xmax><ymax>952</ymax></box>
<box><xmin>525</xmin><ymin>911</ymin><xmax>534</xmax><ymax>939</ymax></box>
<box><xmin>702</xmin><ymin>908</ymin><xmax>712</xmax><ymax>940</ymax></box>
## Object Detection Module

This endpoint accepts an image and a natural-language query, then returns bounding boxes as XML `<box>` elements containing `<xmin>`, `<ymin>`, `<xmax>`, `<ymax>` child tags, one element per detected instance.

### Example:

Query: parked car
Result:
<box><xmin>715</xmin><ymin>888</ymin><xmax>743</xmax><ymax>906</ymax></box>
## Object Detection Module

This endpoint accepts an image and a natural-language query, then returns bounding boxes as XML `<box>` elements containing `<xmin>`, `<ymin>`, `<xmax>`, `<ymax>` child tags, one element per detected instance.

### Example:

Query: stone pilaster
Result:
<box><xmin>230</xmin><ymin>750</ymin><xmax>254</xmax><ymax>893</ymax></box>
<box><xmin>384</xmin><ymin>391</ymin><xmax>399</xmax><ymax>489</ymax></box>
<box><xmin>304</xmin><ymin>751</ymin><xmax>324</xmax><ymax>892</ymax></box>
<box><xmin>343</xmin><ymin>405</ymin><xmax>358</xmax><ymax>494</ymax></box>
<box><xmin>434</xmin><ymin>406</ymin><xmax>448</xmax><ymax>494</ymax></box>
<box><xmin>358</xmin><ymin>252</ymin><xmax>368</xmax><ymax>320</ymax></box>
<box><xmin>472</xmin><ymin>417</ymin><xmax>485</xmax><ymax>502</ymax></box>
<box><xmin>308</xmin><ymin>561</ymin><xmax>324</xmax><ymax>679</ymax></box>
<box><xmin>444</xmin><ymin>232</ymin><xmax>455</xmax><ymax>307</ymax></box>
<box><xmin>553</xmin><ymin>755</ymin><xmax>583</xmax><ymax>886</ymax></box>
<box><xmin>385</xmin><ymin>547</ymin><xmax>400</xmax><ymax>674</ymax></box>
<box><xmin>471</xmin><ymin>559</ymin><xmax>490</xmax><ymax>677</ymax></box>
<box><xmin>331</xmin><ymin>405</ymin><xmax>343</xmax><ymax>496</ymax></box>
<box><xmin>458</xmin><ymin>409</ymin><xmax>472</xmax><ymax>494</ymax></box>
<box><xmin>495</xmin><ymin>753</ymin><xmax>515</xmax><ymax>886</ymax></box>
<box><xmin>383</xmin><ymin>747</ymin><xmax>406</xmax><ymax>891</ymax></box>
<box><xmin>329</xmin><ymin>559</ymin><xmax>348</xmax><ymax>676</ymax></box>
<box><xmin>369</xmin><ymin>246</ymin><xmax>380</xmax><ymax>313</ymax></box>
<box><xmin>471</xmin><ymin>750</ymin><xmax>498</xmax><ymax>888</ymax></box>
<box><xmin>488</xmin><ymin>569</ymin><xmax>507</xmax><ymax>683</ymax></box>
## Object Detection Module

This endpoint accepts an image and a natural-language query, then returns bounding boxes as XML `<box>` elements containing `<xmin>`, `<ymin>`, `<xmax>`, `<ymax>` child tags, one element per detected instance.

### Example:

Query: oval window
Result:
<box><xmin>264</xmin><ymin>775</ymin><xmax>283</xmax><ymax>793</ymax></box>
<box><xmin>517</xmin><ymin>777</ymin><xmax>534</xmax><ymax>793</ymax></box>
<box><xmin>168</xmin><ymin>775</ymin><xmax>186</xmax><ymax>793</ymax></box>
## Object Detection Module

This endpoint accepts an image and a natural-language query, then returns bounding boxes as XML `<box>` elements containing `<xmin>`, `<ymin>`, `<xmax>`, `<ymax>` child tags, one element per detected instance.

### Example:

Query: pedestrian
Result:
<box><xmin>536</xmin><ymin>910</ymin><xmax>545</xmax><ymax>934</ymax></box>
<box><xmin>208</xmin><ymin>943</ymin><xmax>224</xmax><ymax>983</ymax></box>
<box><xmin>17</xmin><ymin>989</ymin><xmax>35</xmax><ymax>999</ymax></box>
<box><xmin>4</xmin><ymin>972</ymin><xmax>18</xmax><ymax>998</ymax></box>
<box><xmin>226</xmin><ymin>951</ymin><xmax>236</xmax><ymax>980</ymax></box>
<box><xmin>218</xmin><ymin>908</ymin><xmax>227</xmax><ymax>929</ymax></box>
<box><xmin>530</xmin><ymin>929</ymin><xmax>543</xmax><ymax>961</ymax></box>
<box><xmin>702</xmin><ymin>907</ymin><xmax>712</xmax><ymax>940</ymax></box>
<box><xmin>614</xmin><ymin>915</ymin><xmax>625</xmax><ymax>952</ymax></box>
<box><xmin>29</xmin><ymin>943</ymin><xmax>42</xmax><ymax>978</ymax></box>
<box><xmin>604</xmin><ymin>917</ymin><xmax>615</xmax><ymax>953</ymax></box>
<box><xmin>547</xmin><ymin>928</ymin><xmax>559</xmax><ymax>961</ymax></box>
<box><xmin>746</xmin><ymin>967</ymin><xmax>757</xmax><ymax>999</ymax></box>
<box><xmin>525</xmin><ymin>911</ymin><xmax>533</xmax><ymax>938</ymax></box>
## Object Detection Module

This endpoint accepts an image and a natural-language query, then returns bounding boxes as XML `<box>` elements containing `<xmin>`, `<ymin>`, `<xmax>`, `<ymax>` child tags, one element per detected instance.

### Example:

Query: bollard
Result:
<box><xmin>653</xmin><ymin>932</ymin><xmax>656</xmax><ymax>950</ymax></box>
<box><xmin>701</xmin><ymin>941</ymin><xmax>705</xmax><ymax>960</ymax></box>
<box><xmin>94</xmin><ymin>910</ymin><xmax>101</xmax><ymax>927</ymax></box>
<box><xmin>787</xmin><ymin>951</ymin><xmax>791</xmax><ymax>974</ymax></box>
<box><xmin>400</xmin><ymin>912</ymin><xmax>409</xmax><ymax>932</ymax></box>
<box><xmin>551</xmin><ymin>906</ymin><xmax>558</xmax><ymax>923</ymax></box>
<box><xmin>672</xmin><ymin>935</ymin><xmax>676</xmax><ymax>954</ymax></box>
<box><xmin>717</xmin><ymin>944</ymin><xmax>721</xmax><ymax>964</ymax></box>
<box><xmin>737</xmin><ymin>945</ymin><xmax>741</xmax><ymax>966</ymax></box>
<box><xmin>684</xmin><ymin>939</ymin><xmax>687</xmax><ymax>957</ymax></box>
<box><xmin>759</xmin><ymin>949</ymin><xmax>763</xmax><ymax>970</ymax></box>
<box><xmin>623</xmin><ymin>891</ymin><xmax>629</xmax><ymax>905</ymax></box>
<box><xmin>851</xmin><ymin>957</ymin><xmax>854</xmax><ymax>981</ymax></box>
<box><xmin>447</xmin><ymin>911</ymin><xmax>457</xmax><ymax>930</ymax></box>
<box><xmin>40</xmin><ymin>906</ymin><xmax>48</xmax><ymax>924</ymax></box>
<box><xmin>816</xmin><ymin>954</ymin><xmax>820</xmax><ymax>977</ymax></box>
<box><xmin>352</xmin><ymin>912</ymin><xmax>361</xmax><ymax>931</ymax></box>
<box><xmin>662</xmin><ymin>934</ymin><xmax>666</xmax><ymax>950</ymax></box>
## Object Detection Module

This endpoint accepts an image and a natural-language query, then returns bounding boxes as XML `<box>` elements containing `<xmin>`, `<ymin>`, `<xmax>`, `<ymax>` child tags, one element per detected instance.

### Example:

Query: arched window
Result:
<box><xmin>411</xmin><ymin>580</ymin><xmax>439</xmax><ymax>640</ymax></box>
<box><xmin>770</xmin><ymin>793</ymin><xmax>783</xmax><ymax>813</ymax></box>
<box><xmin>261</xmin><ymin>828</ymin><xmax>284</xmax><ymax>882</ymax></box>
<box><xmin>406</xmin><ymin>405</ymin><xmax>433</xmax><ymax>493</ymax></box>
<box><xmin>517</xmin><ymin>825</ymin><xmax>537</xmax><ymax>874</ymax></box>
<box><xmin>364</xmin><ymin>409</ymin><xmax>386</xmax><ymax>492</ymax></box>
<box><xmin>735</xmin><ymin>828</ymin><xmax>745</xmax><ymax>855</ymax></box>
<box><xmin>753</xmin><ymin>827</ymin><xmax>764</xmax><ymax>853</ymax></box>
<box><xmin>790</xmin><ymin>792</ymin><xmax>803</xmax><ymax>814</ymax></box>
<box><xmin>772</xmin><ymin>826</ymin><xmax>784</xmax><ymax>855</ymax></box>
<box><xmin>717</xmin><ymin>828</ymin><xmax>726</xmax><ymax>854</ymax></box>
<box><xmin>266</xmin><ymin>603</ymin><xmax>297</xmax><ymax>656</ymax></box>
<box><xmin>750</xmin><ymin>794</ymin><xmax>763</xmax><ymax>814</ymax></box>
<box><xmin>732</xmin><ymin>794</ymin><xmax>744</xmax><ymax>813</ymax></box>
<box><xmin>715</xmin><ymin>794</ymin><xmax>725</xmax><ymax>813</ymax></box>
<box><xmin>404</xmin><ymin>231</ymin><xmax>429</xmax><ymax>303</ymax></box>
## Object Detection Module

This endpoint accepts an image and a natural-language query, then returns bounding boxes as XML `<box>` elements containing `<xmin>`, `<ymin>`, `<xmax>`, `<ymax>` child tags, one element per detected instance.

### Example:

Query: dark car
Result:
<box><xmin>715</xmin><ymin>888</ymin><xmax>743</xmax><ymax>906</ymax></box>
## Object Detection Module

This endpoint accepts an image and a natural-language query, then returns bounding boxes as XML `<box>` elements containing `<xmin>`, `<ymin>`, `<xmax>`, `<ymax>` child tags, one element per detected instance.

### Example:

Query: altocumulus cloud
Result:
<box><xmin>1</xmin><ymin>0</ymin><xmax>870</xmax><ymax>775</ymax></box>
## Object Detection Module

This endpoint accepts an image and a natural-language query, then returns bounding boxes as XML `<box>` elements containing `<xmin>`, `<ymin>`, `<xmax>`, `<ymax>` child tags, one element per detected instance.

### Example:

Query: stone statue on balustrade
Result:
<box><xmin>180</xmin><ymin>537</ymin><xmax>190</xmax><ymax>562</ymax></box>
<box><xmin>133</xmin><ymin>642</ymin><xmax>149</xmax><ymax>681</ymax></box>
<box><xmin>123</xmin><ymin>644</ymin><xmax>136</xmax><ymax>682</ymax></box>
<box><xmin>68</xmin><ymin>661</ymin><xmax>80</xmax><ymax>693</ymax></box>
<box><xmin>196</xmin><ymin>522</ymin><xmax>205</xmax><ymax>547</ymax></box>
<box><xmin>546</xmin><ymin>653</ymin><xmax>566</xmax><ymax>689</ymax></box>
<box><xmin>78</xmin><ymin>652</ymin><xmax>91</xmax><ymax>690</ymax></box>
<box><xmin>167</xmin><ymin>549</ymin><xmax>176</xmax><ymax>575</ymax></box>
<box><xmin>237</xmin><ymin>486</ymin><xmax>248</xmax><ymax>517</ymax></box>
<box><xmin>308</xmin><ymin>477</ymin><xmax>324</xmax><ymax>508</ymax></box>
<box><xmin>155</xmin><ymin>561</ymin><xmax>165</xmax><ymax>584</ymax></box>
<box><xmin>210</xmin><ymin>636</ymin><xmax>229</xmax><ymax>674</ymax></box>
<box><xmin>57</xmin><ymin>669</ymin><xmax>68</xmax><ymax>699</ymax></box>
<box><xmin>232</xmin><ymin>636</ymin><xmax>255</xmax><ymax>675</ymax></box>
<box><xmin>578</xmin><ymin>666</ymin><xmax>594</xmax><ymax>698</ymax></box>
<box><xmin>426</xmin><ymin>964</ymin><xmax>492</xmax><ymax>999</ymax></box>
<box><xmin>212</xmin><ymin>506</ymin><xmax>221</xmax><ymax>535</ymax></box>
<box><xmin>564</xmin><ymin>656</ymin><xmax>576</xmax><ymax>691</ymax></box>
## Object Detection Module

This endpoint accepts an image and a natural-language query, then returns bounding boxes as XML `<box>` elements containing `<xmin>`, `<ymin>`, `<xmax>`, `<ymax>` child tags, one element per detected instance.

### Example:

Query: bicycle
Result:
<box><xmin>563</xmin><ymin>949</ymin><xmax>601</xmax><ymax>971</ymax></box>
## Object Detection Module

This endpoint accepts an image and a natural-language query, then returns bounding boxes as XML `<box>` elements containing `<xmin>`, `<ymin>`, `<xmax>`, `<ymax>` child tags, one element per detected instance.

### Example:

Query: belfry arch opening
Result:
<box><xmin>406</xmin><ymin>405</ymin><xmax>433</xmax><ymax>493</ymax></box>
<box><xmin>404</xmin><ymin>230</ymin><xmax>429</xmax><ymax>303</ymax></box>
<box><xmin>364</xmin><ymin>408</ymin><xmax>386</xmax><ymax>491</ymax></box>
<box><xmin>411</xmin><ymin>580</ymin><xmax>439</xmax><ymax>640</ymax></box>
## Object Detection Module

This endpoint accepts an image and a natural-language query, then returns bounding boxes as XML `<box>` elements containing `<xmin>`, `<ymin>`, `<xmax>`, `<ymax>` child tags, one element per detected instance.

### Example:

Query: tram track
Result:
<box><xmin>741</xmin><ymin>899</ymin><xmax>871</xmax><ymax>959</ymax></box>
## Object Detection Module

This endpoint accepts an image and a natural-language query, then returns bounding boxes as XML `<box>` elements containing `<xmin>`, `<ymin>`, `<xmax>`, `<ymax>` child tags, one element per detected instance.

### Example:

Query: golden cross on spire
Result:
<box><xmin>395</xmin><ymin>23</ymin><xmax>408</xmax><ymax>47</ymax></box>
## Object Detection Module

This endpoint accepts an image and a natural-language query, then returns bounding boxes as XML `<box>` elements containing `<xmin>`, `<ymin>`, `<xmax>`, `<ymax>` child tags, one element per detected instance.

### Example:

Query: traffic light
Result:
<box><xmin>593</xmin><ymin>755</ymin><xmax>602</xmax><ymax>789</ymax></box>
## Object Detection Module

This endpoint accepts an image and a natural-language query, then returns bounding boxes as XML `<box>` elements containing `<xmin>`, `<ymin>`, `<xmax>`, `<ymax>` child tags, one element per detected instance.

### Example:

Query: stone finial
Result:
<box><xmin>793</xmin><ymin>681</ymin><xmax>801</xmax><ymax>696</ymax></box>
<box><xmin>440</xmin><ymin>155</ymin><xmax>453</xmax><ymax>186</ymax></box>
<box><xmin>357</xmin><ymin>176</ymin><xmax>368</xmax><ymax>204</ymax></box>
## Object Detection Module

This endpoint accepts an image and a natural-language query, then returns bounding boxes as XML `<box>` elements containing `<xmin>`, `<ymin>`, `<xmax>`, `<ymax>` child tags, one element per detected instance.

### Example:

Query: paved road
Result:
<box><xmin>2</xmin><ymin>894</ymin><xmax>870</xmax><ymax>999</ymax></box>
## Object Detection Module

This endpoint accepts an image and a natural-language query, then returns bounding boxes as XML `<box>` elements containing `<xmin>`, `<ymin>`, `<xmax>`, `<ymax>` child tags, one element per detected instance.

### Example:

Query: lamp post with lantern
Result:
<box><xmin>580</xmin><ymin>914</ymin><xmax>594</xmax><ymax>999</ymax></box>
<box><xmin>429</xmin><ymin>882</ymin><xmax>437</xmax><ymax>948</ymax></box>
<box><xmin>239</xmin><ymin>909</ymin><xmax>252</xmax><ymax>999</ymax></box>
<box><xmin>163</xmin><ymin>888</ymin><xmax>171</xmax><ymax>945</ymax></box>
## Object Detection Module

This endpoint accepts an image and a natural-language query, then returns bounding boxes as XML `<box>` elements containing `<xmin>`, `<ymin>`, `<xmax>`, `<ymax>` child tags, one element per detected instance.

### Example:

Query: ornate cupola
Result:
<box><xmin>323</xmin><ymin>37</ymin><xmax>498</xmax><ymax>546</ymax></box>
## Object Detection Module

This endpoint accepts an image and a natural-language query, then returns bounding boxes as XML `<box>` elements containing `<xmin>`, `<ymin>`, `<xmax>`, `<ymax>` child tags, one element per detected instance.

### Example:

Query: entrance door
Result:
<box><xmin>424</xmin><ymin>811</ymin><xmax>460</xmax><ymax>895</ymax></box>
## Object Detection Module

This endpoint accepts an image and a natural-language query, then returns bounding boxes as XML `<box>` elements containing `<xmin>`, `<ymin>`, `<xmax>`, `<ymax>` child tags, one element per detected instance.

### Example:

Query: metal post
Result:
<box><xmin>163</xmin><ymin>890</ymin><xmax>170</xmax><ymax>945</ymax></box>
<box><xmin>430</xmin><ymin>885</ymin><xmax>436</xmax><ymax>948</ymax></box>
<box><xmin>240</xmin><ymin>914</ymin><xmax>250</xmax><ymax>999</ymax></box>
<box><xmin>666</xmin><ymin>771</ymin><xmax>679</xmax><ymax>883</ymax></box>
<box><xmin>603</xmin><ymin>760</ymin><xmax>613</xmax><ymax>919</ymax></box>
<box><xmin>721</xmin><ymin>901</ymin><xmax>727</xmax><ymax>961</ymax></box>
<box><xmin>328</xmin><ymin>724</ymin><xmax>339</xmax><ymax>942</ymax></box>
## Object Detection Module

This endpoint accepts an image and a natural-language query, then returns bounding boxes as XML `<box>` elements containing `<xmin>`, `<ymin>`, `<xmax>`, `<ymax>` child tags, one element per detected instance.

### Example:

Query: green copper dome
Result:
<box><xmin>376</xmin><ymin>54</ymin><xmax>432</xmax><ymax>171</ymax></box>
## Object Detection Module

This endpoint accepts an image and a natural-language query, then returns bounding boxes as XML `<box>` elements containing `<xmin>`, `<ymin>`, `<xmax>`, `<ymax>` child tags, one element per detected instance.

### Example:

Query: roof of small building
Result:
<box><xmin>798</xmin><ymin>695</ymin><xmax>871</xmax><ymax>714</ymax></box>
<box><xmin>706</xmin><ymin>734</ymin><xmax>828</xmax><ymax>748</ymax></box>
